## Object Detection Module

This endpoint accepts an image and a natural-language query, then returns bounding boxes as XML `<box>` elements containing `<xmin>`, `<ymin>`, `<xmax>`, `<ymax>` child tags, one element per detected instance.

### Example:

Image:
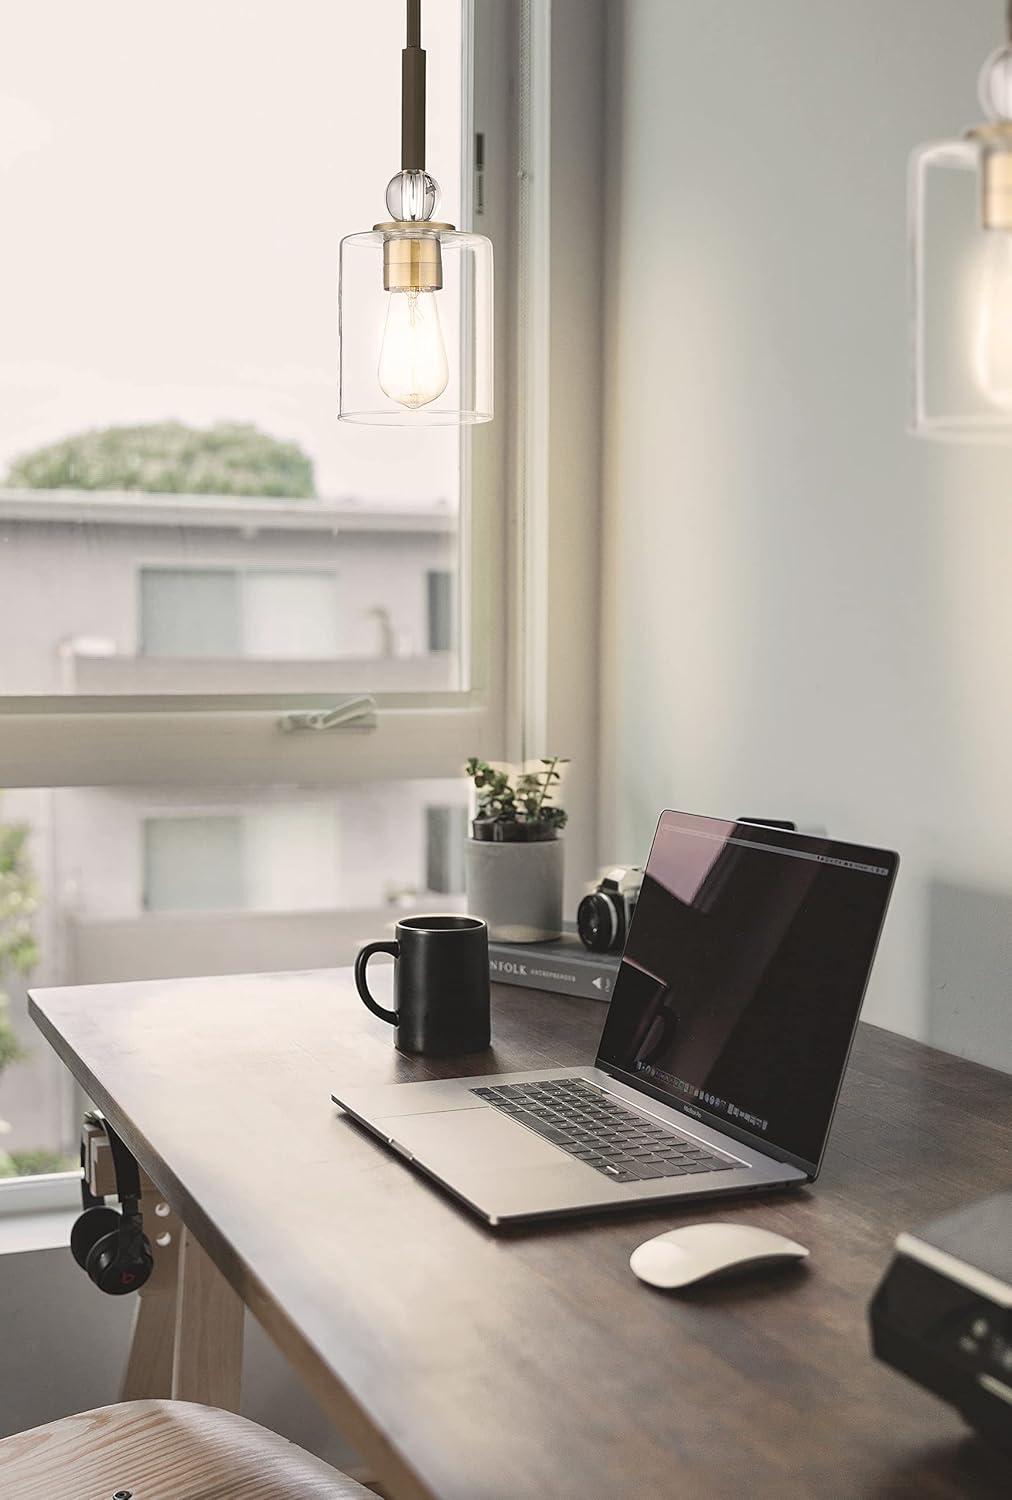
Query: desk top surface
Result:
<box><xmin>30</xmin><ymin>968</ymin><xmax>1012</xmax><ymax>1500</ymax></box>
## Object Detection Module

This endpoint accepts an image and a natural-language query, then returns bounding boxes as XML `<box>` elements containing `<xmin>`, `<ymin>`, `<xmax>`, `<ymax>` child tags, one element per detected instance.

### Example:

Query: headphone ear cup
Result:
<box><xmin>70</xmin><ymin>1205</ymin><xmax>120</xmax><ymax>1271</ymax></box>
<box><xmin>86</xmin><ymin>1224</ymin><xmax>154</xmax><ymax>1296</ymax></box>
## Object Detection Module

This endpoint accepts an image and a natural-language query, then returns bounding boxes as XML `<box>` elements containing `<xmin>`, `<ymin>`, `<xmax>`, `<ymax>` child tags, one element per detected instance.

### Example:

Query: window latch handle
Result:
<box><xmin>278</xmin><ymin>695</ymin><xmax>378</xmax><ymax>733</ymax></box>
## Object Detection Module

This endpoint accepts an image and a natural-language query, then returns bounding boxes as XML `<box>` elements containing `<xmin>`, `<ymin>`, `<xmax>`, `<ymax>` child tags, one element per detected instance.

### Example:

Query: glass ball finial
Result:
<box><xmin>385</xmin><ymin>170</ymin><xmax>439</xmax><ymax>222</ymax></box>
<box><xmin>979</xmin><ymin>45</ymin><xmax>1012</xmax><ymax>122</ymax></box>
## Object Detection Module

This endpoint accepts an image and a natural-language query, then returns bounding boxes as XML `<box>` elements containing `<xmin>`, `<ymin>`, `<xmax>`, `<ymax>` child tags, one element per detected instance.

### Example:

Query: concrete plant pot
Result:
<box><xmin>464</xmin><ymin>836</ymin><xmax>564</xmax><ymax>942</ymax></box>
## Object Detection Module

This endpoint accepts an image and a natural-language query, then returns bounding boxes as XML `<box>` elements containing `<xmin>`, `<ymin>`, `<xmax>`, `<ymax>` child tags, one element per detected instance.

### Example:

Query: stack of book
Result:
<box><xmin>488</xmin><ymin>923</ymin><xmax>621</xmax><ymax>1002</ymax></box>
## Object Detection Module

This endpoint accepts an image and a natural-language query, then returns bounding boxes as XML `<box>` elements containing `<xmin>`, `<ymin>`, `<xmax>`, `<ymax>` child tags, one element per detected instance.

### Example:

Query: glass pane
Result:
<box><xmin>0</xmin><ymin>0</ymin><xmax>466</xmax><ymax>696</ymax></box>
<box><xmin>141</xmin><ymin>570</ymin><xmax>242</xmax><ymax>658</ymax></box>
<box><xmin>241</xmin><ymin>572</ymin><xmax>340</xmax><ymax>659</ymax></box>
<box><xmin>144</xmin><ymin>816</ymin><xmax>245</xmax><ymax>911</ymax></box>
<box><xmin>0</xmin><ymin>778</ymin><xmax>468</xmax><ymax>1178</ymax></box>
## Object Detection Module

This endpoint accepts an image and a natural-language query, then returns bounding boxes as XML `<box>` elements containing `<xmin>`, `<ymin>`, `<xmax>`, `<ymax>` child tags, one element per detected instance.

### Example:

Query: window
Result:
<box><xmin>144</xmin><ymin>805</ymin><xmax>342</xmax><ymax>912</ymax></box>
<box><xmin>0</xmin><ymin>0</ymin><xmax>515</xmax><ymax>1196</ymax></box>
<box><xmin>140</xmin><ymin>568</ymin><xmax>341</xmax><ymax>660</ymax></box>
<box><xmin>144</xmin><ymin>816</ymin><xmax>246</xmax><ymax>910</ymax></box>
<box><xmin>140</xmin><ymin>572</ymin><xmax>241</xmax><ymax>659</ymax></box>
<box><xmin>0</xmin><ymin>0</ymin><xmax>512</xmax><ymax>785</ymax></box>
<box><xmin>0</xmin><ymin>0</ymin><xmax>489</xmax><ymax>704</ymax></box>
<box><xmin>1</xmin><ymin>779</ymin><xmax>468</xmax><ymax>1176</ymax></box>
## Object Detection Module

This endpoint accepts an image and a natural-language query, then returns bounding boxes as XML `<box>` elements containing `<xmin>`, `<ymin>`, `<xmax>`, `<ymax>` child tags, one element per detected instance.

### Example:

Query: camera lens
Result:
<box><xmin>577</xmin><ymin>893</ymin><xmax>618</xmax><ymax>952</ymax></box>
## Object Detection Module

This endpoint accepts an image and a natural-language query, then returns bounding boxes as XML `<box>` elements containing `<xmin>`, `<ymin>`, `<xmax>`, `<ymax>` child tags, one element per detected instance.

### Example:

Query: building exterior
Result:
<box><xmin>0</xmin><ymin>489</ymin><xmax>469</xmax><ymax>1166</ymax></box>
<box><xmin>0</xmin><ymin>488</ymin><xmax>461</xmax><ymax>694</ymax></box>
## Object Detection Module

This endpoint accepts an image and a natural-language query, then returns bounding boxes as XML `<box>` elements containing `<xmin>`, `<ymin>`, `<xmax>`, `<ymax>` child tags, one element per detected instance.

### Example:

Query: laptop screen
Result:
<box><xmin>596</xmin><ymin>812</ymin><xmax>898</xmax><ymax>1171</ymax></box>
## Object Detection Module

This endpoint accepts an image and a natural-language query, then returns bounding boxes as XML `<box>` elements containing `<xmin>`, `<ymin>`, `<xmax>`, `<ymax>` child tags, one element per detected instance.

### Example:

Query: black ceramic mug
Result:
<box><xmin>354</xmin><ymin>914</ymin><xmax>491</xmax><ymax>1055</ymax></box>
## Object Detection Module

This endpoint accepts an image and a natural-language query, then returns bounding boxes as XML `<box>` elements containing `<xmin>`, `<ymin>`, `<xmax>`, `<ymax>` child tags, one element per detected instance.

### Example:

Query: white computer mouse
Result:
<box><xmin>630</xmin><ymin>1222</ymin><xmax>809</xmax><ymax>1290</ymax></box>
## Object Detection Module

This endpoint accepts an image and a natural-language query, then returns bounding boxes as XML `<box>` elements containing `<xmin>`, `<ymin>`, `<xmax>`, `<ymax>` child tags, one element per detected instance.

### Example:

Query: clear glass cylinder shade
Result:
<box><xmin>339</xmin><ymin>227</ymin><xmax>493</xmax><ymax>426</ymax></box>
<box><xmin>911</xmin><ymin>137</ymin><xmax>1012</xmax><ymax>439</ymax></box>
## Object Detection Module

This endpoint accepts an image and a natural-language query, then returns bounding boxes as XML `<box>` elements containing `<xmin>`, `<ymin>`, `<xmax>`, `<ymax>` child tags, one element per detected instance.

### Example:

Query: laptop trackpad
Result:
<box><xmin>387</xmin><ymin>1105</ymin><xmax>563</xmax><ymax>1169</ymax></box>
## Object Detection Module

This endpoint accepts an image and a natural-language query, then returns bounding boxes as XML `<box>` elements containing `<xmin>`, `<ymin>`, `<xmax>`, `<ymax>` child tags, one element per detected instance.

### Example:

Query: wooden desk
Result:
<box><xmin>30</xmin><ymin>969</ymin><xmax>1012</xmax><ymax>1500</ymax></box>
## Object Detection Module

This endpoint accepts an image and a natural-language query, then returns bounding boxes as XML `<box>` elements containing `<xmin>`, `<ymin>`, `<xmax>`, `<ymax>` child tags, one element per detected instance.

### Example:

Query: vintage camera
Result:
<box><xmin>577</xmin><ymin>867</ymin><xmax>644</xmax><ymax>953</ymax></box>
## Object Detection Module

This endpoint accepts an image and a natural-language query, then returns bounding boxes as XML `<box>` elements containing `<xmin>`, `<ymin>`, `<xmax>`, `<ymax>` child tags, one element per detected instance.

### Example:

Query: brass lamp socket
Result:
<box><xmin>968</xmin><ymin>125</ymin><xmax>1012</xmax><ymax>230</ymax></box>
<box><xmin>982</xmin><ymin>148</ymin><xmax>1012</xmax><ymax>231</ymax></box>
<box><xmin>381</xmin><ymin>230</ymin><xmax>444</xmax><ymax>292</ymax></box>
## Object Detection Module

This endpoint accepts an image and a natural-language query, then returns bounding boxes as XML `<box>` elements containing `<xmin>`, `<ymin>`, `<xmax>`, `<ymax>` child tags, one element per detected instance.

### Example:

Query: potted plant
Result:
<box><xmin>464</xmin><ymin>757</ymin><xmax>568</xmax><ymax>941</ymax></box>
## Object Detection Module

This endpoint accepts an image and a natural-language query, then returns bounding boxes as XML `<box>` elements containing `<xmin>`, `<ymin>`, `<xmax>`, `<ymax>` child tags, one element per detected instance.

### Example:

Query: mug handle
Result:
<box><xmin>354</xmin><ymin>941</ymin><xmax>399</xmax><ymax>1024</ymax></box>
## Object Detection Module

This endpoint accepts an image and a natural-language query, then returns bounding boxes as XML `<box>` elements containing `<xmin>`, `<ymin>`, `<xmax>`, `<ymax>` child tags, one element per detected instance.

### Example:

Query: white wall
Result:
<box><xmin>599</xmin><ymin>1</ymin><xmax>1012</xmax><ymax>1068</ymax></box>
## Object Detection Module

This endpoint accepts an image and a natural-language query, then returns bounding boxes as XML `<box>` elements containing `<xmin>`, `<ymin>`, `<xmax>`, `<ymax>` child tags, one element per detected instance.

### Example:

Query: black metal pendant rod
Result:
<box><xmin>402</xmin><ymin>0</ymin><xmax>426</xmax><ymax>171</ymax></box>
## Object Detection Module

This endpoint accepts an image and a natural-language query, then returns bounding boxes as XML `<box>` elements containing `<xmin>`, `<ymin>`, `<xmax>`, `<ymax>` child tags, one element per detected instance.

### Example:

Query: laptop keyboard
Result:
<box><xmin>470</xmin><ymin>1077</ymin><xmax>739</xmax><ymax>1184</ymax></box>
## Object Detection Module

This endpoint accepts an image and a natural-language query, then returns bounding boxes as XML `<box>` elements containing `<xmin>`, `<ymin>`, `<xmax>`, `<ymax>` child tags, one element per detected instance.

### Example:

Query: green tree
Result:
<box><xmin>7</xmin><ymin>420</ymin><xmax>316</xmax><ymax>499</ymax></box>
<box><xmin>0</xmin><ymin>809</ymin><xmax>40</xmax><ymax>1175</ymax></box>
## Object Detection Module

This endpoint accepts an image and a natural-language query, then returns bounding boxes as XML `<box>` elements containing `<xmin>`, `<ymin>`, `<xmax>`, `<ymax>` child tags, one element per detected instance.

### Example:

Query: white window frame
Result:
<box><xmin>0</xmin><ymin>0</ymin><xmax>519</xmax><ymax>1209</ymax></box>
<box><xmin>0</xmin><ymin>0</ymin><xmax>609</xmax><ymax>1210</ymax></box>
<box><xmin>0</xmin><ymin>0</ymin><xmax>515</xmax><ymax>792</ymax></box>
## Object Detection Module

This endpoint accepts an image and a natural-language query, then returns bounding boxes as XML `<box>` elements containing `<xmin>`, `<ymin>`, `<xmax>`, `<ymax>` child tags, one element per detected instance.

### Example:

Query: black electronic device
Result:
<box><xmin>71</xmin><ymin>1117</ymin><xmax>153</xmax><ymax>1296</ymax></box>
<box><xmin>577</xmin><ymin>823</ymin><xmax>797</xmax><ymax>956</ymax></box>
<box><xmin>577</xmin><ymin>867</ymin><xmax>643</xmax><ymax>953</ymax></box>
<box><xmin>870</xmin><ymin>1192</ymin><xmax>1012</xmax><ymax>1451</ymax></box>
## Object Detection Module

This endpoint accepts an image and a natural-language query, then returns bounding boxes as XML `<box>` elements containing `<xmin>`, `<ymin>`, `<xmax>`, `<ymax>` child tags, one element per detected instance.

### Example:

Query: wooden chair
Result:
<box><xmin>0</xmin><ymin>1399</ymin><xmax>379</xmax><ymax>1499</ymax></box>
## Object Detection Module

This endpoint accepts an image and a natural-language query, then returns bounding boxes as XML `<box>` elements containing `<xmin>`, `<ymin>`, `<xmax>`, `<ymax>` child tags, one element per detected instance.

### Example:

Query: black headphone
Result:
<box><xmin>71</xmin><ymin>1118</ymin><xmax>153</xmax><ymax>1296</ymax></box>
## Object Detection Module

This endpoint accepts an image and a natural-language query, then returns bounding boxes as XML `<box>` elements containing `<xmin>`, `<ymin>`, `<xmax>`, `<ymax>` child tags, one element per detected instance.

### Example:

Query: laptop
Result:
<box><xmin>333</xmin><ymin>810</ymin><xmax>898</xmax><ymax>1226</ymax></box>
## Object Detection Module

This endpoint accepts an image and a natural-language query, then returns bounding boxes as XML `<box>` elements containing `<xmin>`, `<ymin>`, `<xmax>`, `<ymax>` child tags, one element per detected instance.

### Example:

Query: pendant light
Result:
<box><xmin>338</xmin><ymin>0</ymin><xmax>493</xmax><ymax>426</ymax></box>
<box><xmin>911</xmin><ymin>4</ymin><xmax>1012</xmax><ymax>438</ymax></box>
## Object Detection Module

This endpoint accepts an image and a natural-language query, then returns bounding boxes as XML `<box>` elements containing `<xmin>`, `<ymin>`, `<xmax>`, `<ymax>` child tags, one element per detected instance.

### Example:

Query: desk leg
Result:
<box><xmin>120</xmin><ymin>1187</ymin><xmax>181</xmax><ymax>1401</ymax></box>
<box><xmin>171</xmin><ymin>1226</ymin><xmax>245</xmax><ymax>1410</ymax></box>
